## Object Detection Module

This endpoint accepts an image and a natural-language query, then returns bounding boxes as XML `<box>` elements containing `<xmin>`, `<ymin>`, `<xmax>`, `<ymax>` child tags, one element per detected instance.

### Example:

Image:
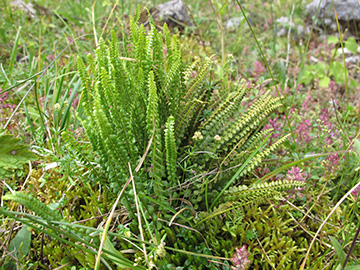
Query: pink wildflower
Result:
<box><xmin>253</xmin><ymin>61</ymin><xmax>266</xmax><ymax>77</ymax></box>
<box><xmin>47</xmin><ymin>54</ymin><xmax>54</xmax><ymax>62</ymax></box>
<box><xmin>67</xmin><ymin>36</ymin><xmax>74</xmax><ymax>44</ymax></box>
<box><xmin>351</xmin><ymin>186</ymin><xmax>359</xmax><ymax>196</ymax></box>
<box><xmin>329</xmin><ymin>80</ymin><xmax>338</xmax><ymax>93</ymax></box>
<box><xmin>231</xmin><ymin>245</ymin><xmax>251</xmax><ymax>270</ymax></box>
<box><xmin>296</xmin><ymin>119</ymin><xmax>312</xmax><ymax>143</ymax></box>
<box><xmin>328</xmin><ymin>154</ymin><xmax>339</xmax><ymax>167</ymax></box>
<box><xmin>286</xmin><ymin>167</ymin><xmax>307</xmax><ymax>182</ymax></box>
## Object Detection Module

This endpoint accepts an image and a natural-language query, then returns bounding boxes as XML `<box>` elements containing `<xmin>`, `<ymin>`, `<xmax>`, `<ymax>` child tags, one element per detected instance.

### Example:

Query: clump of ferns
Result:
<box><xmin>75</xmin><ymin>8</ymin><xmax>212</xmax><ymax>193</ymax></box>
<box><xmin>178</xmin><ymin>78</ymin><xmax>297</xmax><ymax>211</ymax></box>
<box><xmin>71</xmin><ymin>9</ymin><xmax>307</xmax><ymax>267</ymax></box>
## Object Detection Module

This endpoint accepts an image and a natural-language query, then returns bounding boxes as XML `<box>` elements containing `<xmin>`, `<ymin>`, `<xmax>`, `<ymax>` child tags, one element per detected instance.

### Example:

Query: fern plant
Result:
<box><xmin>2</xmin><ymin>8</ymin><xmax>308</xmax><ymax>269</ymax></box>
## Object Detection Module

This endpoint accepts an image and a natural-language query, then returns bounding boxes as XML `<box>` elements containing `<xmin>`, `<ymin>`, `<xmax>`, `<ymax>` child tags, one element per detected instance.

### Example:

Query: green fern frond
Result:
<box><xmin>238</xmin><ymin>134</ymin><xmax>291</xmax><ymax>177</ymax></box>
<box><xmin>196</xmin><ymin>179</ymin><xmax>305</xmax><ymax>226</ymax></box>
<box><xmin>216</xmin><ymin>94</ymin><xmax>281</xmax><ymax>155</ymax></box>
<box><xmin>163</xmin><ymin>23</ymin><xmax>172</xmax><ymax>54</ymax></box>
<box><xmin>165</xmin><ymin>116</ymin><xmax>177</xmax><ymax>185</ymax></box>
<box><xmin>3</xmin><ymin>192</ymin><xmax>61</xmax><ymax>222</ymax></box>
<box><xmin>77</xmin><ymin>56</ymin><xmax>92</xmax><ymax>116</ymax></box>
<box><xmin>199</xmin><ymin>79</ymin><xmax>248</xmax><ymax>134</ymax></box>
<box><xmin>110</xmin><ymin>30</ymin><xmax>120</xmax><ymax>62</ymax></box>
<box><xmin>184</xmin><ymin>55</ymin><xmax>213</xmax><ymax>101</ymax></box>
<box><xmin>223</xmin><ymin>179</ymin><xmax>305</xmax><ymax>203</ymax></box>
<box><xmin>238</xmin><ymin>126</ymin><xmax>273</xmax><ymax>152</ymax></box>
<box><xmin>147</xmin><ymin>71</ymin><xmax>164</xmax><ymax>196</ymax></box>
<box><xmin>183</xmin><ymin>59</ymin><xmax>199</xmax><ymax>83</ymax></box>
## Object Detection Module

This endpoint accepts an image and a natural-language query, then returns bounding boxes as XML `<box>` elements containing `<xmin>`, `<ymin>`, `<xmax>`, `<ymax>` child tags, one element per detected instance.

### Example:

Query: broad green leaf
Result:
<box><xmin>8</xmin><ymin>226</ymin><xmax>31</xmax><ymax>260</ymax></box>
<box><xmin>344</xmin><ymin>265</ymin><xmax>360</xmax><ymax>270</ymax></box>
<box><xmin>298</xmin><ymin>68</ymin><xmax>313</xmax><ymax>85</ymax></box>
<box><xmin>330</xmin><ymin>236</ymin><xmax>346</xmax><ymax>265</ymax></box>
<box><xmin>353</xmin><ymin>139</ymin><xmax>360</xmax><ymax>161</ymax></box>
<box><xmin>345</xmin><ymin>37</ymin><xmax>358</xmax><ymax>54</ymax></box>
<box><xmin>101</xmin><ymin>236</ymin><xmax>146</xmax><ymax>269</ymax></box>
<box><xmin>319</xmin><ymin>76</ymin><xmax>330</xmax><ymax>88</ymax></box>
<box><xmin>335</xmin><ymin>263</ymin><xmax>342</xmax><ymax>270</ymax></box>
<box><xmin>0</xmin><ymin>134</ymin><xmax>37</xmax><ymax>178</ymax></box>
<box><xmin>328</xmin><ymin>36</ymin><xmax>339</xmax><ymax>44</ymax></box>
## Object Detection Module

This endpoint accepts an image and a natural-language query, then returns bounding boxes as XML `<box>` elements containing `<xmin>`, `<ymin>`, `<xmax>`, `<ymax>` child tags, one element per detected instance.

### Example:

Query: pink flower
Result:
<box><xmin>47</xmin><ymin>54</ymin><xmax>54</xmax><ymax>62</ymax></box>
<box><xmin>286</xmin><ymin>167</ymin><xmax>307</xmax><ymax>182</ymax></box>
<box><xmin>351</xmin><ymin>186</ymin><xmax>359</xmax><ymax>196</ymax></box>
<box><xmin>231</xmin><ymin>245</ymin><xmax>251</xmax><ymax>270</ymax></box>
<box><xmin>329</xmin><ymin>80</ymin><xmax>338</xmax><ymax>93</ymax></box>
<box><xmin>296</xmin><ymin>119</ymin><xmax>312</xmax><ymax>143</ymax></box>
<box><xmin>253</xmin><ymin>61</ymin><xmax>266</xmax><ymax>77</ymax></box>
<box><xmin>67</xmin><ymin>36</ymin><xmax>74</xmax><ymax>44</ymax></box>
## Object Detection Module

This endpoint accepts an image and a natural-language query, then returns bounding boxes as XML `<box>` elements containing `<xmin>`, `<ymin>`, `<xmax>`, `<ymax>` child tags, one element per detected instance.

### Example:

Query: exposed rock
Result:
<box><xmin>337</xmin><ymin>47</ymin><xmax>360</xmax><ymax>56</ymax></box>
<box><xmin>337</xmin><ymin>47</ymin><xmax>360</xmax><ymax>63</ymax></box>
<box><xmin>344</xmin><ymin>55</ymin><xmax>360</xmax><ymax>64</ymax></box>
<box><xmin>10</xmin><ymin>0</ymin><xmax>36</xmax><ymax>18</ymax></box>
<box><xmin>140</xmin><ymin>0</ymin><xmax>191</xmax><ymax>31</ymax></box>
<box><xmin>225</xmin><ymin>17</ymin><xmax>244</xmax><ymax>32</ymax></box>
<box><xmin>307</xmin><ymin>0</ymin><xmax>360</xmax><ymax>26</ymax></box>
<box><xmin>276</xmin><ymin>16</ymin><xmax>310</xmax><ymax>39</ymax></box>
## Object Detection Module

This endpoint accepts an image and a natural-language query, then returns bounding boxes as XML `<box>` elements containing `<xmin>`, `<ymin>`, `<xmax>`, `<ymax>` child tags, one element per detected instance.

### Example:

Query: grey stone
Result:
<box><xmin>276</xmin><ymin>16</ymin><xmax>310</xmax><ymax>38</ymax></box>
<box><xmin>337</xmin><ymin>47</ymin><xmax>360</xmax><ymax>55</ymax></box>
<box><xmin>345</xmin><ymin>55</ymin><xmax>360</xmax><ymax>63</ymax></box>
<box><xmin>10</xmin><ymin>0</ymin><xmax>36</xmax><ymax>18</ymax></box>
<box><xmin>307</xmin><ymin>0</ymin><xmax>360</xmax><ymax>25</ymax></box>
<box><xmin>156</xmin><ymin>0</ymin><xmax>191</xmax><ymax>27</ymax></box>
<box><xmin>225</xmin><ymin>17</ymin><xmax>245</xmax><ymax>32</ymax></box>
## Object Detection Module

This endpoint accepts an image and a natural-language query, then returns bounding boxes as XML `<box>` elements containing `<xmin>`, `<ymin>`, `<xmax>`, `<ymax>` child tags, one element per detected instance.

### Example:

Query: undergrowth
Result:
<box><xmin>1</xmin><ymin>1</ymin><xmax>360</xmax><ymax>269</ymax></box>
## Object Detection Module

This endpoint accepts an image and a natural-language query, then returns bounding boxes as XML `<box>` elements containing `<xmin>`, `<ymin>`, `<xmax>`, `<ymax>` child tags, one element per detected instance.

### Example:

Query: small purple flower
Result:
<box><xmin>265</xmin><ymin>117</ymin><xmax>282</xmax><ymax>142</ymax></box>
<box><xmin>67</xmin><ymin>36</ymin><xmax>74</xmax><ymax>44</ymax></box>
<box><xmin>286</xmin><ymin>167</ymin><xmax>307</xmax><ymax>182</ymax></box>
<box><xmin>326</xmin><ymin>154</ymin><xmax>340</xmax><ymax>173</ymax></box>
<box><xmin>231</xmin><ymin>245</ymin><xmax>251</xmax><ymax>270</ymax></box>
<box><xmin>253</xmin><ymin>61</ymin><xmax>266</xmax><ymax>77</ymax></box>
<box><xmin>329</xmin><ymin>80</ymin><xmax>338</xmax><ymax>93</ymax></box>
<box><xmin>319</xmin><ymin>108</ymin><xmax>330</xmax><ymax>124</ymax></box>
<box><xmin>47</xmin><ymin>54</ymin><xmax>54</xmax><ymax>62</ymax></box>
<box><xmin>351</xmin><ymin>186</ymin><xmax>359</xmax><ymax>196</ymax></box>
<box><xmin>296</xmin><ymin>119</ymin><xmax>312</xmax><ymax>143</ymax></box>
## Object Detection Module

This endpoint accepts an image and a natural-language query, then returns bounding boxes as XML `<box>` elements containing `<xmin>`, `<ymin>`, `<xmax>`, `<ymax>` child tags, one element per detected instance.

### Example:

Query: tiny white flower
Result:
<box><xmin>214</xmin><ymin>135</ymin><xmax>221</xmax><ymax>141</ymax></box>
<box><xmin>54</xmin><ymin>103</ymin><xmax>61</xmax><ymax>110</ymax></box>
<box><xmin>192</xmin><ymin>131</ymin><xmax>203</xmax><ymax>140</ymax></box>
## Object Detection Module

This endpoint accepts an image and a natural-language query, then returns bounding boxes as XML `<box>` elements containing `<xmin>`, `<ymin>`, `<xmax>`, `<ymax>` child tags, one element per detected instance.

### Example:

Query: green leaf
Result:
<box><xmin>353</xmin><ymin>139</ymin><xmax>360</xmax><ymax>161</ymax></box>
<box><xmin>344</xmin><ymin>265</ymin><xmax>360</xmax><ymax>270</ymax></box>
<box><xmin>8</xmin><ymin>226</ymin><xmax>31</xmax><ymax>260</ymax></box>
<box><xmin>345</xmin><ymin>37</ymin><xmax>358</xmax><ymax>54</ymax></box>
<box><xmin>0</xmin><ymin>134</ymin><xmax>37</xmax><ymax>178</ymax></box>
<box><xmin>330</xmin><ymin>236</ymin><xmax>346</xmax><ymax>265</ymax></box>
<box><xmin>319</xmin><ymin>76</ymin><xmax>330</xmax><ymax>88</ymax></box>
<box><xmin>335</xmin><ymin>264</ymin><xmax>342</xmax><ymax>270</ymax></box>
<box><xmin>299</xmin><ymin>68</ymin><xmax>313</xmax><ymax>85</ymax></box>
<box><xmin>328</xmin><ymin>36</ymin><xmax>339</xmax><ymax>44</ymax></box>
<box><xmin>102</xmin><ymin>237</ymin><xmax>145</xmax><ymax>269</ymax></box>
